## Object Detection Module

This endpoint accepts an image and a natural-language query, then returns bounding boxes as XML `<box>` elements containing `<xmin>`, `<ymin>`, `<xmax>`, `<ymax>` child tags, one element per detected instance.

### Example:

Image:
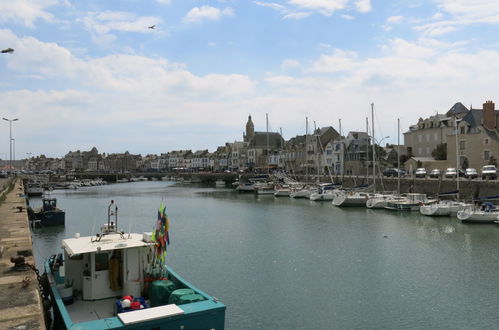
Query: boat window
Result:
<box><xmin>95</xmin><ymin>253</ymin><xmax>109</xmax><ymax>271</ymax></box>
<box><xmin>69</xmin><ymin>254</ymin><xmax>83</xmax><ymax>260</ymax></box>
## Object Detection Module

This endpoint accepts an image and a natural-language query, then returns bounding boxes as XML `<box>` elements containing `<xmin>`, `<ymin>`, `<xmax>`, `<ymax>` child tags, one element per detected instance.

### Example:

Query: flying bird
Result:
<box><xmin>1</xmin><ymin>48</ymin><xmax>14</xmax><ymax>54</ymax></box>
<box><xmin>148</xmin><ymin>25</ymin><xmax>155</xmax><ymax>29</ymax></box>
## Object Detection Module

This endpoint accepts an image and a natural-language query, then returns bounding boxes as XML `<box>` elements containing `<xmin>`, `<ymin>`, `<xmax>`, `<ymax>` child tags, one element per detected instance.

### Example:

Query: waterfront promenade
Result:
<box><xmin>0</xmin><ymin>178</ymin><xmax>46</xmax><ymax>329</ymax></box>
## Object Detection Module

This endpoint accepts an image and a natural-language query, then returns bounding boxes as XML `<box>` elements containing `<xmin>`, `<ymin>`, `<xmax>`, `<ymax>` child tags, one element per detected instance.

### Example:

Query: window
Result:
<box><xmin>418</xmin><ymin>135</ymin><xmax>422</xmax><ymax>143</ymax></box>
<box><xmin>460</xmin><ymin>126</ymin><xmax>465</xmax><ymax>134</ymax></box>
<box><xmin>95</xmin><ymin>253</ymin><xmax>109</xmax><ymax>271</ymax></box>
<box><xmin>459</xmin><ymin>140</ymin><xmax>465</xmax><ymax>150</ymax></box>
<box><xmin>484</xmin><ymin>138</ymin><xmax>489</xmax><ymax>145</ymax></box>
<box><xmin>426</xmin><ymin>134</ymin><xmax>430</xmax><ymax>142</ymax></box>
<box><xmin>484</xmin><ymin>150</ymin><xmax>490</xmax><ymax>161</ymax></box>
<box><xmin>434</xmin><ymin>132</ymin><xmax>438</xmax><ymax>141</ymax></box>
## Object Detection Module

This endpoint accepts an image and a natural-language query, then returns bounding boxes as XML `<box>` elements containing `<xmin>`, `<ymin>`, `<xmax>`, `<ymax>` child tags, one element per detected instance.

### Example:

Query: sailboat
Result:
<box><xmin>419</xmin><ymin>190</ymin><xmax>468</xmax><ymax>216</ymax></box>
<box><xmin>420</xmin><ymin>118</ymin><xmax>469</xmax><ymax>216</ymax></box>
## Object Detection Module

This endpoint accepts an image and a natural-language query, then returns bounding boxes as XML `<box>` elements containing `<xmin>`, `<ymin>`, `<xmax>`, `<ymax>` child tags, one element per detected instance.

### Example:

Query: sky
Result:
<box><xmin>1</xmin><ymin>0</ymin><xmax>499</xmax><ymax>158</ymax></box>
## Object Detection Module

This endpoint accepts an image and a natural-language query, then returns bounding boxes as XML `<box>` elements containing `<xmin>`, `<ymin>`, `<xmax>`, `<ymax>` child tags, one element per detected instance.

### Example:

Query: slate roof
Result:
<box><xmin>446</xmin><ymin>102</ymin><xmax>469</xmax><ymax>116</ymax></box>
<box><xmin>249</xmin><ymin>132</ymin><xmax>284</xmax><ymax>149</ymax></box>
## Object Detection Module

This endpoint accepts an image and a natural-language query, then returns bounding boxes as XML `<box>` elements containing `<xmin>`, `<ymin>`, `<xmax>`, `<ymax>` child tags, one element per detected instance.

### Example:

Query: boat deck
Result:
<box><xmin>66</xmin><ymin>297</ymin><xmax>116</xmax><ymax>323</ymax></box>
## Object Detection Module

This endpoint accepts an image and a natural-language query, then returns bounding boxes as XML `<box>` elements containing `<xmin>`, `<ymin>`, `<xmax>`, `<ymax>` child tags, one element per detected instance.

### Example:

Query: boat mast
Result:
<box><xmin>397</xmin><ymin>118</ymin><xmax>400</xmax><ymax>195</ymax></box>
<box><xmin>314</xmin><ymin>121</ymin><xmax>319</xmax><ymax>183</ymax></box>
<box><xmin>366</xmin><ymin>117</ymin><xmax>369</xmax><ymax>184</ymax></box>
<box><xmin>455</xmin><ymin>117</ymin><xmax>459</xmax><ymax>199</ymax></box>
<box><xmin>266</xmin><ymin>113</ymin><xmax>270</xmax><ymax>176</ymax></box>
<box><xmin>306</xmin><ymin>117</ymin><xmax>309</xmax><ymax>183</ymax></box>
<box><xmin>371</xmin><ymin>103</ymin><xmax>375</xmax><ymax>193</ymax></box>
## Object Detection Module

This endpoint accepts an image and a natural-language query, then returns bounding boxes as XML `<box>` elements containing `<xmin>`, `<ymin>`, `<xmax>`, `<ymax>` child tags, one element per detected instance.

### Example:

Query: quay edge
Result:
<box><xmin>0</xmin><ymin>178</ymin><xmax>47</xmax><ymax>329</ymax></box>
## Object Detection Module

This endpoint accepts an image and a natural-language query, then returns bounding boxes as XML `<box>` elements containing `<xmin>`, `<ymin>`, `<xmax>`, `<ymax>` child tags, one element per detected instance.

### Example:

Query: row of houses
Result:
<box><xmin>20</xmin><ymin>100</ymin><xmax>499</xmax><ymax>175</ymax></box>
<box><xmin>21</xmin><ymin>115</ymin><xmax>403</xmax><ymax>176</ymax></box>
<box><xmin>403</xmin><ymin>100</ymin><xmax>499</xmax><ymax>173</ymax></box>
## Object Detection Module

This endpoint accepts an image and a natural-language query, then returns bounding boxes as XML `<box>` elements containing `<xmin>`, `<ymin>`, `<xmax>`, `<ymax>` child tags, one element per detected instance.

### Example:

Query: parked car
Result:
<box><xmin>429</xmin><ymin>169</ymin><xmax>441</xmax><ymax>178</ymax></box>
<box><xmin>415</xmin><ymin>168</ymin><xmax>427</xmax><ymax>178</ymax></box>
<box><xmin>383</xmin><ymin>168</ymin><xmax>405</xmax><ymax>177</ymax></box>
<box><xmin>445</xmin><ymin>168</ymin><xmax>458</xmax><ymax>178</ymax></box>
<box><xmin>481</xmin><ymin>165</ymin><xmax>498</xmax><ymax>180</ymax></box>
<box><xmin>465</xmin><ymin>168</ymin><xmax>478</xmax><ymax>179</ymax></box>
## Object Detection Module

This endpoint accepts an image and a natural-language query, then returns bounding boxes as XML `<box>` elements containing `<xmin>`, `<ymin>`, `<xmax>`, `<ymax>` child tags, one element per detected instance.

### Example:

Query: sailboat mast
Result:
<box><xmin>397</xmin><ymin>118</ymin><xmax>400</xmax><ymax>195</ymax></box>
<box><xmin>366</xmin><ymin>117</ymin><xmax>369</xmax><ymax>182</ymax></box>
<box><xmin>455</xmin><ymin>117</ymin><xmax>459</xmax><ymax>198</ymax></box>
<box><xmin>306</xmin><ymin>117</ymin><xmax>309</xmax><ymax>183</ymax></box>
<box><xmin>314</xmin><ymin>121</ymin><xmax>319</xmax><ymax>183</ymax></box>
<box><xmin>266</xmin><ymin>113</ymin><xmax>269</xmax><ymax>175</ymax></box>
<box><xmin>371</xmin><ymin>103</ymin><xmax>375</xmax><ymax>192</ymax></box>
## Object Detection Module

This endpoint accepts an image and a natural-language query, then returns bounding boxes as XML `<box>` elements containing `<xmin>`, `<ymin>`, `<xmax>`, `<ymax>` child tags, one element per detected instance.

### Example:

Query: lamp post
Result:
<box><xmin>2</xmin><ymin>117</ymin><xmax>18</xmax><ymax>171</ymax></box>
<box><xmin>11</xmin><ymin>138</ymin><xmax>15</xmax><ymax>164</ymax></box>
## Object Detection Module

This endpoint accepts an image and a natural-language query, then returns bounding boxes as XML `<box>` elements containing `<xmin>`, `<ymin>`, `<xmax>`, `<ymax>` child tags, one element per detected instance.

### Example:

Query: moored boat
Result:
<box><xmin>458</xmin><ymin>202</ymin><xmax>499</xmax><ymax>222</ymax></box>
<box><xmin>30</xmin><ymin>196</ymin><xmax>65</xmax><ymax>227</ymax></box>
<box><xmin>44</xmin><ymin>201</ymin><xmax>225</xmax><ymax>329</ymax></box>
<box><xmin>332</xmin><ymin>191</ymin><xmax>371</xmax><ymax>207</ymax></box>
<box><xmin>385</xmin><ymin>193</ymin><xmax>432</xmax><ymax>211</ymax></box>
<box><xmin>309</xmin><ymin>183</ymin><xmax>341</xmax><ymax>201</ymax></box>
<box><xmin>27</xmin><ymin>182</ymin><xmax>44</xmax><ymax>196</ymax></box>
<box><xmin>420</xmin><ymin>200</ymin><xmax>468</xmax><ymax>217</ymax></box>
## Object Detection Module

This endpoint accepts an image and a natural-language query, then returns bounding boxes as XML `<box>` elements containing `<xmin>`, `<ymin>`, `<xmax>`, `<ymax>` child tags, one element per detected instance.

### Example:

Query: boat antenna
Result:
<box><xmin>108</xmin><ymin>200</ymin><xmax>118</xmax><ymax>233</ymax></box>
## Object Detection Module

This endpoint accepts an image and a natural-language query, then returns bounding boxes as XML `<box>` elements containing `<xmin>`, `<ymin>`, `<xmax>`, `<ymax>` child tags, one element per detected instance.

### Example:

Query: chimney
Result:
<box><xmin>483</xmin><ymin>100</ymin><xmax>496</xmax><ymax>130</ymax></box>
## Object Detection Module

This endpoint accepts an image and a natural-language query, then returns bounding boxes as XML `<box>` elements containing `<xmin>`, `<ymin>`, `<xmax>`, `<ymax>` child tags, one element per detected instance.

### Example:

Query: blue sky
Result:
<box><xmin>1</xmin><ymin>0</ymin><xmax>499</xmax><ymax>158</ymax></box>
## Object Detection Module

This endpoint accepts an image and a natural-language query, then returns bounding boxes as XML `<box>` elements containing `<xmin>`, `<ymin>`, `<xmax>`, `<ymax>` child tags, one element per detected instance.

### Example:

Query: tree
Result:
<box><xmin>489</xmin><ymin>156</ymin><xmax>497</xmax><ymax>166</ymax></box>
<box><xmin>461</xmin><ymin>157</ymin><xmax>469</xmax><ymax>170</ymax></box>
<box><xmin>431</xmin><ymin>143</ymin><xmax>447</xmax><ymax>160</ymax></box>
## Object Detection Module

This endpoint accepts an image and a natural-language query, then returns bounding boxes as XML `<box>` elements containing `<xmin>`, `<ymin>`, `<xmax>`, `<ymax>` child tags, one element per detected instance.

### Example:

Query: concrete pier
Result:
<box><xmin>0</xmin><ymin>179</ymin><xmax>46</xmax><ymax>329</ymax></box>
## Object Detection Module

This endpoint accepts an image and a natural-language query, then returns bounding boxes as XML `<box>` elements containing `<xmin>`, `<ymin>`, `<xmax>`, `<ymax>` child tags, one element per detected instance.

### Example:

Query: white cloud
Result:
<box><xmin>341</xmin><ymin>14</ymin><xmax>355</xmax><ymax>20</ymax></box>
<box><xmin>281</xmin><ymin>59</ymin><xmax>301</xmax><ymax>70</ymax></box>
<box><xmin>354</xmin><ymin>0</ymin><xmax>371</xmax><ymax>13</ymax></box>
<box><xmin>0</xmin><ymin>0</ymin><xmax>60</xmax><ymax>27</ymax></box>
<box><xmin>415</xmin><ymin>0</ymin><xmax>499</xmax><ymax>36</ymax></box>
<box><xmin>253</xmin><ymin>1</ymin><xmax>286</xmax><ymax>11</ymax></box>
<box><xmin>287</xmin><ymin>0</ymin><xmax>349</xmax><ymax>16</ymax></box>
<box><xmin>387</xmin><ymin>15</ymin><xmax>403</xmax><ymax>24</ymax></box>
<box><xmin>81</xmin><ymin>11</ymin><xmax>163</xmax><ymax>34</ymax></box>
<box><xmin>156</xmin><ymin>0</ymin><xmax>171</xmax><ymax>4</ymax></box>
<box><xmin>182</xmin><ymin>6</ymin><xmax>234</xmax><ymax>24</ymax></box>
<box><xmin>283</xmin><ymin>12</ymin><xmax>311</xmax><ymax>20</ymax></box>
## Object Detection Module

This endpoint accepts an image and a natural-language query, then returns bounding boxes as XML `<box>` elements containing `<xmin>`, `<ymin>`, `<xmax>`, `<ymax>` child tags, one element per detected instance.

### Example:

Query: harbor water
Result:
<box><xmin>31</xmin><ymin>181</ymin><xmax>499</xmax><ymax>329</ymax></box>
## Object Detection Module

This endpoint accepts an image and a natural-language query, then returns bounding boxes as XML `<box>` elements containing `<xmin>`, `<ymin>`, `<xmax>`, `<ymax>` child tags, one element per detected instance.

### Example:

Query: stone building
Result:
<box><xmin>447</xmin><ymin>100</ymin><xmax>499</xmax><ymax>170</ymax></box>
<box><xmin>404</xmin><ymin>102</ymin><xmax>468</xmax><ymax>158</ymax></box>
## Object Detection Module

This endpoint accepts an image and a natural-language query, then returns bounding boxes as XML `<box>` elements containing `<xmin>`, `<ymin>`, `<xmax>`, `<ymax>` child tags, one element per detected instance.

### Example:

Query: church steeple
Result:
<box><xmin>244</xmin><ymin>114</ymin><xmax>255</xmax><ymax>142</ymax></box>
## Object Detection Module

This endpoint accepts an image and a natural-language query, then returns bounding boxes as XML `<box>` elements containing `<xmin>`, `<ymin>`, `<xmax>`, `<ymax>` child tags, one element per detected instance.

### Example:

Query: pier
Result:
<box><xmin>0</xmin><ymin>178</ymin><xmax>46</xmax><ymax>329</ymax></box>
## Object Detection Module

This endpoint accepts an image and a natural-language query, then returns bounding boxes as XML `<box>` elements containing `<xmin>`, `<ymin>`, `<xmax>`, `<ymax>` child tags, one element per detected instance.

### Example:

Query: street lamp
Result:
<box><xmin>11</xmin><ymin>138</ymin><xmax>15</xmax><ymax>164</ymax></box>
<box><xmin>2</xmin><ymin>117</ymin><xmax>18</xmax><ymax>171</ymax></box>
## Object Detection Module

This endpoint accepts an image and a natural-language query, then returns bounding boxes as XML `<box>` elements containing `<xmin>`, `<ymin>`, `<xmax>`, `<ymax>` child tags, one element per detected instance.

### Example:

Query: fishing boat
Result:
<box><xmin>44</xmin><ymin>201</ymin><xmax>226</xmax><ymax>329</ymax></box>
<box><xmin>30</xmin><ymin>196</ymin><xmax>65</xmax><ymax>227</ymax></box>
<box><xmin>26</xmin><ymin>181</ymin><xmax>44</xmax><ymax>196</ymax></box>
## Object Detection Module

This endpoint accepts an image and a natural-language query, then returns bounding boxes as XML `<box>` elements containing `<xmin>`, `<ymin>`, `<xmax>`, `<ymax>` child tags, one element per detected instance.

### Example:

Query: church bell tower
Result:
<box><xmin>244</xmin><ymin>115</ymin><xmax>255</xmax><ymax>142</ymax></box>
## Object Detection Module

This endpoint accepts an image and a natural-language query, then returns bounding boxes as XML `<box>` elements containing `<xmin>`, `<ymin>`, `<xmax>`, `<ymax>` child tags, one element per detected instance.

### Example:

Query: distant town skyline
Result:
<box><xmin>1</xmin><ymin>1</ymin><xmax>499</xmax><ymax>158</ymax></box>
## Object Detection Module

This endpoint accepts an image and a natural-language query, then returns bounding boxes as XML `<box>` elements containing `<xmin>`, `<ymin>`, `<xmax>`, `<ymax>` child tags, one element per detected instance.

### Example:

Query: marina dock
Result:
<box><xmin>0</xmin><ymin>178</ymin><xmax>46</xmax><ymax>329</ymax></box>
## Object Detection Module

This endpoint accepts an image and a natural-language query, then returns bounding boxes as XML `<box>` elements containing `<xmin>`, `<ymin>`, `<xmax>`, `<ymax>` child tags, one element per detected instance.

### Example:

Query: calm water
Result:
<box><xmin>31</xmin><ymin>181</ymin><xmax>499</xmax><ymax>329</ymax></box>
